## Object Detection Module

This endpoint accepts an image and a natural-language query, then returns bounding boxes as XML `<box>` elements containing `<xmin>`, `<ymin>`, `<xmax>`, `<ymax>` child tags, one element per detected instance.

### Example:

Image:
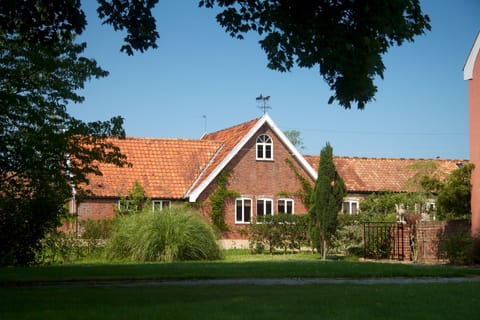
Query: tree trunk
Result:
<box><xmin>322</xmin><ymin>238</ymin><xmax>327</xmax><ymax>260</ymax></box>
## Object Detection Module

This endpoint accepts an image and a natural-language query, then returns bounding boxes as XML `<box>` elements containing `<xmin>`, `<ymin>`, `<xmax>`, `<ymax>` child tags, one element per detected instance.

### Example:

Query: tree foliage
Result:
<box><xmin>436</xmin><ymin>164</ymin><xmax>473</xmax><ymax>221</ymax></box>
<box><xmin>0</xmin><ymin>1</ymin><xmax>146</xmax><ymax>265</ymax></box>
<box><xmin>3</xmin><ymin>1</ymin><xmax>430</xmax><ymax>108</ymax></box>
<box><xmin>0</xmin><ymin>0</ymin><xmax>159</xmax><ymax>55</ymax></box>
<box><xmin>309</xmin><ymin>143</ymin><xmax>346</xmax><ymax>259</ymax></box>
<box><xmin>284</xmin><ymin>129</ymin><xmax>304</xmax><ymax>150</ymax></box>
<box><xmin>116</xmin><ymin>181</ymin><xmax>149</xmax><ymax>215</ymax></box>
<box><xmin>200</xmin><ymin>0</ymin><xmax>431</xmax><ymax>109</ymax></box>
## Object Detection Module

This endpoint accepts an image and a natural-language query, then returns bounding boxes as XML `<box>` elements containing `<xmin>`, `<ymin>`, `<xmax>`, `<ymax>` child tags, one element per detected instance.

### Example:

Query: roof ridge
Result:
<box><xmin>203</xmin><ymin>117</ymin><xmax>260</xmax><ymax>137</ymax></box>
<box><xmin>304</xmin><ymin>155</ymin><xmax>468</xmax><ymax>162</ymax></box>
<box><xmin>120</xmin><ymin>137</ymin><xmax>219</xmax><ymax>143</ymax></box>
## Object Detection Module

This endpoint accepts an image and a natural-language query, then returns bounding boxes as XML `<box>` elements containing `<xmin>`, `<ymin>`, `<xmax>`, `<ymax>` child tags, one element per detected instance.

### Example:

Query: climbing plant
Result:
<box><xmin>209</xmin><ymin>170</ymin><xmax>239</xmax><ymax>231</ymax></box>
<box><xmin>284</xmin><ymin>158</ymin><xmax>313</xmax><ymax>207</ymax></box>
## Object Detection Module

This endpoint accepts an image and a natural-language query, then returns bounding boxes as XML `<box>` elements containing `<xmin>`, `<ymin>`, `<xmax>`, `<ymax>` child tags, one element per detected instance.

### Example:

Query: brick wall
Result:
<box><xmin>415</xmin><ymin>220</ymin><xmax>470</xmax><ymax>264</ymax></box>
<box><xmin>197</xmin><ymin>125</ymin><xmax>315</xmax><ymax>239</ymax></box>
<box><xmin>77</xmin><ymin>198</ymin><xmax>117</xmax><ymax>220</ymax></box>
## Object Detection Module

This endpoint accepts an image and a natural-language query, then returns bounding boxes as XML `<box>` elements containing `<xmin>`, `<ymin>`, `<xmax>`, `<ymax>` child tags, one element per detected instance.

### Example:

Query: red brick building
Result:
<box><xmin>76</xmin><ymin>114</ymin><xmax>465</xmax><ymax>243</ymax></box>
<box><xmin>464</xmin><ymin>32</ymin><xmax>480</xmax><ymax>236</ymax></box>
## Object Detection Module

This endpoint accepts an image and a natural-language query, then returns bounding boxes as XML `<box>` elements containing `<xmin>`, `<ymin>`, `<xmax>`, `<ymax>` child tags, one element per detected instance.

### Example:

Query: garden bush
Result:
<box><xmin>247</xmin><ymin>214</ymin><xmax>310</xmax><ymax>253</ymax></box>
<box><xmin>80</xmin><ymin>219</ymin><xmax>114</xmax><ymax>239</ymax></box>
<box><xmin>439</xmin><ymin>231</ymin><xmax>480</xmax><ymax>265</ymax></box>
<box><xmin>36</xmin><ymin>231</ymin><xmax>87</xmax><ymax>264</ymax></box>
<box><xmin>106</xmin><ymin>208</ymin><xmax>222</xmax><ymax>262</ymax></box>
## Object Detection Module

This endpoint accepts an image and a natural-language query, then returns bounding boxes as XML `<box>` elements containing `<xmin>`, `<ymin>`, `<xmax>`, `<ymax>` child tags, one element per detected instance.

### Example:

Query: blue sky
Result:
<box><xmin>69</xmin><ymin>1</ymin><xmax>480</xmax><ymax>160</ymax></box>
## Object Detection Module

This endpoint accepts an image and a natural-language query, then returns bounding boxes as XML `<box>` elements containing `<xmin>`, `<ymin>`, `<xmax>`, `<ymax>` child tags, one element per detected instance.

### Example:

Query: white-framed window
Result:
<box><xmin>342</xmin><ymin>200</ymin><xmax>359</xmax><ymax>215</ymax></box>
<box><xmin>235</xmin><ymin>198</ymin><xmax>252</xmax><ymax>224</ymax></box>
<box><xmin>152</xmin><ymin>200</ymin><xmax>171</xmax><ymax>212</ymax></box>
<box><xmin>117</xmin><ymin>200</ymin><xmax>134</xmax><ymax>213</ymax></box>
<box><xmin>256</xmin><ymin>134</ymin><xmax>273</xmax><ymax>160</ymax></box>
<box><xmin>277</xmin><ymin>198</ymin><xmax>294</xmax><ymax>214</ymax></box>
<box><xmin>256</xmin><ymin>198</ymin><xmax>273</xmax><ymax>221</ymax></box>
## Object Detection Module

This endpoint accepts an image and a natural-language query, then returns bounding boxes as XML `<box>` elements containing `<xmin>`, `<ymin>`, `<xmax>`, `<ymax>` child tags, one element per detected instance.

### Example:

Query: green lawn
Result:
<box><xmin>1</xmin><ymin>282</ymin><xmax>480</xmax><ymax>319</ymax></box>
<box><xmin>1</xmin><ymin>254</ymin><xmax>480</xmax><ymax>284</ymax></box>
<box><xmin>1</xmin><ymin>252</ymin><xmax>480</xmax><ymax>319</ymax></box>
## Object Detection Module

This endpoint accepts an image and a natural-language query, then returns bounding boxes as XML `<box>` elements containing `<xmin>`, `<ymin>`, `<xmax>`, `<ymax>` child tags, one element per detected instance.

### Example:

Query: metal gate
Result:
<box><xmin>363</xmin><ymin>222</ymin><xmax>406</xmax><ymax>261</ymax></box>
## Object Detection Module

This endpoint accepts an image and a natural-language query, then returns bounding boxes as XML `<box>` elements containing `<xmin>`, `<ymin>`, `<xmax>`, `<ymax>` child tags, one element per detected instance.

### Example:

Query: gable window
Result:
<box><xmin>256</xmin><ymin>198</ymin><xmax>273</xmax><ymax>221</ymax></box>
<box><xmin>152</xmin><ymin>200</ymin><xmax>171</xmax><ymax>212</ymax></box>
<box><xmin>342</xmin><ymin>200</ymin><xmax>359</xmax><ymax>215</ymax></box>
<box><xmin>277</xmin><ymin>198</ymin><xmax>294</xmax><ymax>214</ymax></box>
<box><xmin>236</xmin><ymin>198</ymin><xmax>252</xmax><ymax>224</ymax></box>
<box><xmin>256</xmin><ymin>134</ymin><xmax>273</xmax><ymax>160</ymax></box>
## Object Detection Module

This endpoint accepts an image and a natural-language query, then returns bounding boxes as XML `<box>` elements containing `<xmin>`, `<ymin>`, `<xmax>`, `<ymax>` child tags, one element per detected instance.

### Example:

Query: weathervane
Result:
<box><xmin>256</xmin><ymin>94</ymin><xmax>271</xmax><ymax>114</ymax></box>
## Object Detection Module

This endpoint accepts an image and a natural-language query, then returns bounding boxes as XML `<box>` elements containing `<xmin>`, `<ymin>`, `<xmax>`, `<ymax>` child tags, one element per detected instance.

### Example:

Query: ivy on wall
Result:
<box><xmin>284</xmin><ymin>158</ymin><xmax>313</xmax><ymax>207</ymax></box>
<box><xmin>209</xmin><ymin>170</ymin><xmax>239</xmax><ymax>231</ymax></box>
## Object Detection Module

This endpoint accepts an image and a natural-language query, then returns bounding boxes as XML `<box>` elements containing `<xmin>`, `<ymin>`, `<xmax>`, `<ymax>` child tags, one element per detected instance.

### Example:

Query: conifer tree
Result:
<box><xmin>309</xmin><ymin>143</ymin><xmax>346</xmax><ymax>259</ymax></box>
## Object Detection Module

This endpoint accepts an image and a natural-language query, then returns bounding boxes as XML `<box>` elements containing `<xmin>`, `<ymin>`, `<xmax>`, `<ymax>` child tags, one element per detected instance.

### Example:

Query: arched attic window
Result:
<box><xmin>256</xmin><ymin>134</ymin><xmax>273</xmax><ymax>160</ymax></box>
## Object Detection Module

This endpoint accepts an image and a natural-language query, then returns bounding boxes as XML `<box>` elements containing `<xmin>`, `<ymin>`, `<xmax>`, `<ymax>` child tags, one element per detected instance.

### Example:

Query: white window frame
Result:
<box><xmin>277</xmin><ymin>198</ymin><xmax>295</xmax><ymax>215</ymax></box>
<box><xmin>342</xmin><ymin>199</ymin><xmax>359</xmax><ymax>215</ymax></box>
<box><xmin>256</xmin><ymin>134</ymin><xmax>273</xmax><ymax>161</ymax></box>
<box><xmin>235</xmin><ymin>197</ymin><xmax>252</xmax><ymax>224</ymax></box>
<box><xmin>256</xmin><ymin>198</ymin><xmax>273</xmax><ymax>222</ymax></box>
<box><xmin>117</xmin><ymin>200</ymin><xmax>133</xmax><ymax>213</ymax></box>
<box><xmin>152</xmin><ymin>200</ymin><xmax>171</xmax><ymax>212</ymax></box>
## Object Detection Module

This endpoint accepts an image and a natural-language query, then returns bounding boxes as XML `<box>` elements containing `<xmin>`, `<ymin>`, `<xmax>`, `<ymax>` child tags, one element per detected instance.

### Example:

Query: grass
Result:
<box><xmin>1</xmin><ymin>282</ymin><xmax>480</xmax><ymax>319</ymax></box>
<box><xmin>1</xmin><ymin>251</ymin><xmax>480</xmax><ymax>319</ymax></box>
<box><xmin>1</xmin><ymin>250</ymin><xmax>480</xmax><ymax>284</ymax></box>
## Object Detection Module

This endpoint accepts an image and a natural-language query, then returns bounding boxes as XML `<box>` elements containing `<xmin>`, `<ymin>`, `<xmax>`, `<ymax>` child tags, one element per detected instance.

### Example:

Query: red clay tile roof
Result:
<box><xmin>83</xmin><ymin>138</ymin><xmax>222</xmax><ymax>199</ymax></box>
<box><xmin>83</xmin><ymin>117</ymin><xmax>468</xmax><ymax>200</ymax></box>
<box><xmin>186</xmin><ymin>118</ymin><xmax>260</xmax><ymax>191</ymax></box>
<box><xmin>304</xmin><ymin>156</ymin><xmax>467</xmax><ymax>193</ymax></box>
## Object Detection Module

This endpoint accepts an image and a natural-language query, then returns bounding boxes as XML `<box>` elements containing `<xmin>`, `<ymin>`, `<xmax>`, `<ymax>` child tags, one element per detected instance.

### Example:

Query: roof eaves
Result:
<box><xmin>187</xmin><ymin>116</ymin><xmax>266</xmax><ymax>202</ymax></box>
<box><xmin>183</xmin><ymin>142</ymin><xmax>224</xmax><ymax>198</ymax></box>
<box><xmin>263</xmin><ymin>114</ymin><xmax>317</xmax><ymax>180</ymax></box>
<box><xmin>464</xmin><ymin>31</ymin><xmax>480</xmax><ymax>80</ymax></box>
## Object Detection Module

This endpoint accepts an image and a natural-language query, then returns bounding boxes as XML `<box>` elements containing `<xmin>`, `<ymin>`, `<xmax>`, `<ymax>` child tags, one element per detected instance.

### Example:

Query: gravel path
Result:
<box><xmin>5</xmin><ymin>277</ymin><xmax>480</xmax><ymax>288</ymax></box>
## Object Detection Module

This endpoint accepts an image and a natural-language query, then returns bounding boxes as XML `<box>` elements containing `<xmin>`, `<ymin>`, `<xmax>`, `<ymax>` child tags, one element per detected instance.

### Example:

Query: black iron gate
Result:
<box><xmin>363</xmin><ymin>222</ymin><xmax>406</xmax><ymax>261</ymax></box>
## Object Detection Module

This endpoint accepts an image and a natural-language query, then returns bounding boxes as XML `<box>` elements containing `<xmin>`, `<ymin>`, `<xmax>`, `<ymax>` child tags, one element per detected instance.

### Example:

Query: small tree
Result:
<box><xmin>436</xmin><ymin>164</ymin><xmax>473</xmax><ymax>221</ymax></box>
<box><xmin>309</xmin><ymin>143</ymin><xmax>346</xmax><ymax>259</ymax></box>
<box><xmin>116</xmin><ymin>181</ymin><xmax>148</xmax><ymax>215</ymax></box>
<box><xmin>284</xmin><ymin>130</ymin><xmax>305</xmax><ymax>150</ymax></box>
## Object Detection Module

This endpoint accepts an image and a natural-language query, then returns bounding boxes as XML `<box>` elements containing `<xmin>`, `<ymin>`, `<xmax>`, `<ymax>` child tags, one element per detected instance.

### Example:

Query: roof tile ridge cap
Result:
<box><xmin>183</xmin><ymin>142</ymin><xmax>225</xmax><ymax>198</ymax></box>
<box><xmin>203</xmin><ymin>117</ymin><xmax>260</xmax><ymax>136</ymax></box>
<box><xmin>123</xmin><ymin>136</ymin><xmax>208</xmax><ymax>142</ymax></box>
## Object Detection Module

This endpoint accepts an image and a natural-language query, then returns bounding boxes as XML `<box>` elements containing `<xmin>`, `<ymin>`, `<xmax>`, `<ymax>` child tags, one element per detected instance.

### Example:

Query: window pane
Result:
<box><xmin>245</xmin><ymin>200</ymin><xmax>251</xmax><ymax>222</ymax></box>
<box><xmin>266</xmin><ymin>200</ymin><xmax>272</xmax><ymax>215</ymax></box>
<box><xmin>257</xmin><ymin>200</ymin><xmax>264</xmax><ymax>217</ymax></box>
<box><xmin>257</xmin><ymin>145</ymin><xmax>263</xmax><ymax>159</ymax></box>
<box><xmin>153</xmin><ymin>201</ymin><xmax>161</xmax><ymax>212</ymax></box>
<box><xmin>265</xmin><ymin>145</ymin><xmax>272</xmax><ymax>159</ymax></box>
<box><xmin>236</xmin><ymin>200</ymin><xmax>242</xmax><ymax>221</ymax></box>
<box><xmin>342</xmin><ymin>202</ymin><xmax>349</xmax><ymax>215</ymax></box>
<box><xmin>351</xmin><ymin>202</ymin><xmax>358</xmax><ymax>215</ymax></box>
<box><xmin>286</xmin><ymin>201</ymin><xmax>293</xmax><ymax>214</ymax></box>
<box><xmin>278</xmin><ymin>200</ymin><xmax>285</xmax><ymax>213</ymax></box>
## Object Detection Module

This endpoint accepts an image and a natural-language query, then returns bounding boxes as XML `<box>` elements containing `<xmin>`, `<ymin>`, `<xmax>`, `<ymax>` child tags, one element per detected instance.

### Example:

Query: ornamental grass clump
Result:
<box><xmin>107</xmin><ymin>208</ymin><xmax>222</xmax><ymax>262</ymax></box>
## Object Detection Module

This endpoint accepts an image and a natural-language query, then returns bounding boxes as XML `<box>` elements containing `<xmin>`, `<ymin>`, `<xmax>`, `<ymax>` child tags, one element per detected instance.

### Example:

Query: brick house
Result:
<box><xmin>76</xmin><ymin>114</ymin><xmax>465</xmax><ymax>242</ymax></box>
<box><xmin>464</xmin><ymin>31</ymin><xmax>480</xmax><ymax>235</ymax></box>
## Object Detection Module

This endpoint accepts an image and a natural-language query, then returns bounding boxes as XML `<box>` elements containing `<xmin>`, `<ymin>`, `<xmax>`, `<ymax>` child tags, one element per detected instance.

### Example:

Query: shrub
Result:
<box><xmin>330</xmin><ymin>222</ymin><xmax>363</xmax><ymax>256</ymax></box>
<box><xmin>439</xmin><ymin>231</ymin><xmax>480</xmax><ymax>265</ymax></box>
<box><xmin>36</xmin><ymin>231</ymin><xmax>85</xmax><ymax>264</ymax></box>
<box><xmin>106</xmin><ymin>208</ymin><xmax>222</xmax><ymax>262</ymax></box>
<box><xmin>248</xmin><ymin>214</ymin><xmax>309</xmax><ymax>254</ymax></box>
<box><xmin>80</xmin><ymin>219</ymin><xmax>114</xmax><ymax>239</ymax></box>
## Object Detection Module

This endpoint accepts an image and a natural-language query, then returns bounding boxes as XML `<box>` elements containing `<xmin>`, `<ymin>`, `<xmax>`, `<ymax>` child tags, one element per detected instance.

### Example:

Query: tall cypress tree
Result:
<box><xmin>309</xmin><ymin>143</ymin><xmax>346</xmax><ymax>259</ymax></box>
